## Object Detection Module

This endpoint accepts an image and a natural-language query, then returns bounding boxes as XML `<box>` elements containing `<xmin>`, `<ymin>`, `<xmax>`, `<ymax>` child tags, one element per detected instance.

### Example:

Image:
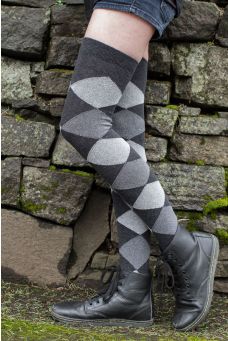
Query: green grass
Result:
<box><xmin>2</xmin><ymin>281</ymin><xmax>228</xmax><ymax>340</ymax></box>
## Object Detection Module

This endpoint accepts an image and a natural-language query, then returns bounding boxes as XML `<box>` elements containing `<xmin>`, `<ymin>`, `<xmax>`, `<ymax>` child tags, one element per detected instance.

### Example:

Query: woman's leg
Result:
<box><xmin>53</xmin><ymin>9</ymin><xmax>219</xmax><ymax>330</ymax></box>
<box><xmin>60</xmin><ymin>9</ymin><xmax>179</xmax><ymax>255</ymax></box>
<box><xmin>111</xmin><ymin>45</ymin><xmax>151</xmax><ymax>275</ymax></box>
<box><xmin>85</xmin><ymin>9</ymin><xmax>154</xmax><ymax>62</ymax></box>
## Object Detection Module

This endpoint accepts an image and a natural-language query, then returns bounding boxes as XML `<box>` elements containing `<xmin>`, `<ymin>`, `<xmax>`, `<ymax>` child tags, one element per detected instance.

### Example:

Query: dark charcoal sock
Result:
<box><xmin>60</xmin><ymin>37</ymin><xmax>178</xmax><ymax>260</ymax></box>
<box><xmin>111</xmin><ymin>58</ymin><xmax>151</xmax><ymax>274</ymax></box>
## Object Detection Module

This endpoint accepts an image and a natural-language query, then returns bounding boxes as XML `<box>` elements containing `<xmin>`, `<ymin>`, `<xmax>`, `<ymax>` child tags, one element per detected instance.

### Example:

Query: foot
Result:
<box><xmin>51</xmin><ymin>267</ymin><xmax>154</xmax><ymax>327</ymax></box>
<box><xmin>160</xmin><ymin>226</ymin><xmax>219</xmax><ymax>331</ymax></box>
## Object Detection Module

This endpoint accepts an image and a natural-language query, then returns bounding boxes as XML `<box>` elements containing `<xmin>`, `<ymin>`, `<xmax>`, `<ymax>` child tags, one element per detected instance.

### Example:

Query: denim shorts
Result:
<box><xmin>93</xmin><ymin>0</ymin><xmax>182</xmax><ymax>40</ymax></box>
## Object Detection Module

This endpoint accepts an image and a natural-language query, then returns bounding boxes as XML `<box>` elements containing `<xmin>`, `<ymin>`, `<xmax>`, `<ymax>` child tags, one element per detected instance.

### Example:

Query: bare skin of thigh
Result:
<box><xmin>85</xmin><ymin>8</ymin><xmax>155</xmax><ymax>62</ymax></box>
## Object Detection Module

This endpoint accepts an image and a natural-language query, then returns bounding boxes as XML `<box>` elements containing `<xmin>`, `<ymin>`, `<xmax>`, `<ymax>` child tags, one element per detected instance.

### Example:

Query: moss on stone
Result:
<box><xmin>15</xmin><ymin>114</ymin><xmax>24</xmax><ymax>122</ymax></box>
<box><xmin>60</xmin><ymin>168</ymin><xmax>94</xmax><ymax>178</ymax></box>
<box><xmin>48</xmin><ymin>68</ymin><xmax>73</xmax><ymax>74</ymax></box>
<box><xmin>59</xmin><ymin>218</ymin><xmax>69</xmax><ymax>225</ymax></box>
<box><xmin>48</xmin><ymin>165</ymin><xmax>94</xmax><ymax>179</ymax></box>
<box><xmin>1</xmin><ymin>187</ymin><xmax>8</xmax><ymax>194</ymax></box>
<box><xmin>19</xmin><ymin>184</ymin><xmax>25</xmax><ymax>194</ymax></box>
<box><xmin>177</xmin><ymin>211</ymin><xmax>203</xmax><ymax>232</ymax></box>
<box><xmin>48</xmin><ymin>165</ymin><xmax>57</xmax><ymax>171</ymax></box>
<box><xmin>224</xmin><ymin>168</ymin><xmax>228</xmax><ymax>189</ymax></box>
<box><xmin>195</xmin><ymin>160</ymin><xmax>205</xmax><ymax>166</ymax></box>
<box><xmin>165</xmin><ymin>104</ymin><xmax>180</xmax><ymax>110</ymax></box>
<box><xmin>215</xmin><ymin>229</ymin><xmax>228</xmax><ymax>245</ymax></box>
<box><xmin>203</xmin><ymin>197</ymin><xmax>228</xmax><ymax>216</ymax></box>
<box><xmin>56</xmin><ymin>207</ymin><xmax>66</xmax><ymax>214</ymax></box>
<box><xmin>40</xmin><ymin>180</ymin><xmax>60</xmax><ymax>193</ymax></box>
<box><xmin>21</xmin><ymin>200</ymin><xmax>47</xmax><ymax>213</ymax></box>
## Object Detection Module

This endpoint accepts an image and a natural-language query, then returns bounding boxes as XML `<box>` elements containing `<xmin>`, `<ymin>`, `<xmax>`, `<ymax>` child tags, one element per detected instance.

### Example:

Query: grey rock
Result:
<box><xmin>1</xmin><ymin>209</ymin><xmax>72</xmax><ymax>286</ymax></box>
<box><xmin>2</xmin><ymin>6</ymin><xmax>50</xmax><ymax>59</ymax></box>
<box><xmin>145</xmin><ymin>81</ymin><xmax>171</xmax><ymax>105</ymax></box>
<box><xmin>145</xmin><ymin>136</ymin><xmax>168</xmax><ymax>161</ymax></box>
<box><xmin>165</xmin><ymin>0</ymin><xmax>220</xmax><ymax>41</ymax></box>
<box><xmin>170</xmin><ymin>134</ymin><xmax>228</xmax><ymax>166</ymax></box>
<box><xmin>1</xmin><ymin>116</ymin><xmax>56</xmax><ymax>158</ymax></box>
<box><xmin>216</xmin><ymin>5</ymin><xmax>228</xmax><ymax>47</ymax></box>
<box><xmin>218</xmin><ymin>111</ymin><xmax>228</xmax><ymax>119</ymax></box>
<box><xmin>172</xmin><ymin>43</ymin><xmax>228</xmax><ymax>108</ymax></box>
<box><xmin>149</xmin><ymin>256</ymin><xmax>158</xmax><ymax>274</ymax></box>
<box><xmin>145</xmin><ymin>105</ymin><xmax>178</xmax><ymax>137</ymax></box>
<box><xmin>151</xmin><ymin>162</ymin><xmax>226</xmax><ymax>211</ymax></box>
<box><xmin>148</xmin><ymin>43</ymin><xmax>171</xmax><ymax>76</ymax></box>
<box><xmin>91</xmin><ymin>252</ymin><xmax>108</xmax><ymax>269</ymax></box>
<box><xmin>12</xmin><ymin>98</ymin><xmax>42</xmax><ymax>111</ymax></box>
<box><xmin>17</xmin><ymin>109</ymin><xmax>58</xmax><ymax>127</ymax></box>
<box><xmin>52</xmin><ymin>134</ymin><xmax>90</xmax><ymax>167</ymax></box>
<box><xmin>51</xmin><ymin>4</ymin><xmax>87</xmax><ymax>37</ymax></box>
<box><xmin>2</xmin><ymin>0</ymin><xmax>55</xmax><ymax>7</ymax></box>
<box><xmin>21</xmin><ymin>166</ymin><xmax>93</xmax><ymax>225</ymax></box>
<box><xmin>46</xmin><ymin>37</ymin><xmax>81</xmax><ymax>68</ymax></box>
<box><xmin>1</xmin><ymin>158</ymin><xmax>22</xmax><ymax>207</ymax></box>
<box><xmin>35</xmin><ymin>70</ymin><xmax>72</xmax><ymax>96</ymax></box>
<box><xmin>22</xmin><ymin>158</ymin><xmax>50</xmax><ymax>168</ymax></box>
<box><xmin>31</xmin><ymin>62</ymin><xmax>45</xmax><ymax>82</ymax></box>
<box><xmin>16</xmin><ymin>96</ymin><xmax>65</xmax><ymax>117</ymax></box>
<box><xmin>178</xmin><ymin>104</ymin><xmax>201</xmax><ymax>116</ymax></box>
<box><xmin>76</xmin><ymin>269</ymin><xmax>103</xmax><ymax>289</ymax></box>
<box><xmin>68</xmin><ymin>188</ymin><xmax>110</xmax><ymax>279</ymax></box>
<box><xmin>1</xmin><ymin>57</ymin><xmax>33</xmax><ymax>104</ymax></box>
<box><xmin>197</xmin><ymin>214</ymin><xmax>228</xmax><ymax>235</ymax></box>
<box><xmin>48</xmin><ymin>98</ymin><xmax>65</xmax><ymax>117</ymax></box>
<box><xmin>106</xmin><ymin>254</ymin><xmax>120</xmax><ymax>268</ymax></box>
<box><xmin>95</xmin><ymin>174</ymin><xmax>111</xmax><ymax>190</ymax></box>
<box><xmin>219</xmin><ymin>246</ymin><xmax>228</xmax><ymax>261</ymax></box>
<box><xmin>215</xmin><ymin>261</ymin><xmax>228</xmax><ymax>278</ymax></box>
<box><xmin>214</xmin><ymin>279</ymin><xmax>228</xmax><ymax>294</ymax></box>
<box><xmin>179</xmin><ymin>116</ymin><xmax>228</xmax><ymax>135</ymax></box>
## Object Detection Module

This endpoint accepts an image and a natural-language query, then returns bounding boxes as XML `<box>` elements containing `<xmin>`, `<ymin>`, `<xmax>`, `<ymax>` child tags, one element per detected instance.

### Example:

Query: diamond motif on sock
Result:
<box><xmin>70</xmin><ymin>76</ymin><xmax>122</xmax><ymax>108</ymax></box>
<box><xmin>61</xmin><ymin>109</ymin><xmax>112</xmax><ymax>139</ymax></box>
<box><xmin>118</xmin><ymin>81</ymin><xmax>144</xmax><ymax>109</ymax></box>
<box><xmin>117</xmin><ymin>209</ymin><xmax>148</xmax><ymax>235</ymax></box>
<box><xmin>87</xmin><ymin>138</ymin><xmax>130</xmax><ymax>165</ymax></box>
<box><xmin>119</xmin><ymin>235</ymin><xmax>151</xmax><ymax>270</ymax></box>
<box><xmin>133</xmin><ymin>181</ymin><xmax>165</xmax><ymax>210</ymax></box>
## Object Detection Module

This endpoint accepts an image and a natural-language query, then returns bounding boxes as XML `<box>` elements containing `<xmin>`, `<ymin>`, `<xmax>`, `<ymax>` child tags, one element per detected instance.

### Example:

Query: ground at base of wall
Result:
<box><xmin>2</xmin><ymin>281</ymin><xmax>228</xmax><ymax>341</ymax></box>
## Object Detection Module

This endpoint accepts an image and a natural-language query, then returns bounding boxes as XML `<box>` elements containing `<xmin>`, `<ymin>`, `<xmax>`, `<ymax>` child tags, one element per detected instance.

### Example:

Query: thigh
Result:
<box><xmin>85</xmin><ymin>8</ymin><xmax>156</xmax><ymax>62</ymax></box>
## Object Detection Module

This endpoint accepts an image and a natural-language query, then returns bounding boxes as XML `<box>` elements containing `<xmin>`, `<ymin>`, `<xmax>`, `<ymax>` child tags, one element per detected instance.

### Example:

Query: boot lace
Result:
<box><xmin>87</xmin><ymin>265</ymin><xmax>122</xmax><ymax>305</ymax></box>
<box><xmin>155</xmin><ymin>255</ymin><xmax>190</xmax><ymax>298</ymax></box>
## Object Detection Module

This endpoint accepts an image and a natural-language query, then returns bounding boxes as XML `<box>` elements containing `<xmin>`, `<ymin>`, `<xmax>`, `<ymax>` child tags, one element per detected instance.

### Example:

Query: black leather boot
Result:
<box><xmin>159</xmin><ymin>225</ymin><xmax>219</xmax><ymax>331</ymax></box>
<box><xmin>51</xmin><ymin>267</ymin><xmax>154</xmax><ymax>327</ymax></box>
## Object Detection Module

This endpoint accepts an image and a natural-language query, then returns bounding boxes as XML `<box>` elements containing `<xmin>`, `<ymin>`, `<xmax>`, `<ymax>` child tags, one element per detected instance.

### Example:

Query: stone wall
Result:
<box><xmin>1</xmin><ymin>0</ymin><xmax>228</xmax><ymax>293</ymax></box>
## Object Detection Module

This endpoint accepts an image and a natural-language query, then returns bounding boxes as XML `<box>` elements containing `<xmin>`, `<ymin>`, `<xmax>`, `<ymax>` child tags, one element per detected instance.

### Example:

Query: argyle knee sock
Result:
<box><xmin>111</xmin><ymin>58</ymin><xmax>151</xmax><ymax>274</ymax></box>
<box><xmin>60</xmin><ymin>37</ymin><xmax>179</xmax><ymax>260</ymax></box>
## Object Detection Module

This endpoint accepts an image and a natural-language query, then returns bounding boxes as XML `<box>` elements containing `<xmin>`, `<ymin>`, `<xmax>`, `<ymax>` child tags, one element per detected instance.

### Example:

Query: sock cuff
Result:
<box><xmin>80</xmin><ymin>37</ymin><xmax>138</xmax><ymax>74</ymax></box>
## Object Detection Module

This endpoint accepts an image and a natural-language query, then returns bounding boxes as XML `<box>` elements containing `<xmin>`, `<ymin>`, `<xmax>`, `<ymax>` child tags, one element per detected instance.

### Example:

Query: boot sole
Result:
<box><xmin>50</xmin><ymin>310</ymin><xmax>154</xmax><ymax>327</ymax></box>
<box><xmin>176</xmin><ymin>234</ymin><xmax>220</xmax><ymax>332</ymax></box>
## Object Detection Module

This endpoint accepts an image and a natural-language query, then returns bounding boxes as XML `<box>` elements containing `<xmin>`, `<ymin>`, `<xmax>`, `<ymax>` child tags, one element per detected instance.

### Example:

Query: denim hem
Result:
<box><xmin>93</xmin><ymin>2</ymin><xmax>164</xmax><ymax>40</ymax></box>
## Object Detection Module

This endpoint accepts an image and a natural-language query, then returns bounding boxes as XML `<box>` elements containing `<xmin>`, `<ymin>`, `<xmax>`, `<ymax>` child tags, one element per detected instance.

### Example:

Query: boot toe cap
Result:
<box><xmin>173</xmin><ymin>311</ymin><xmax>200</xmax><ymax>330</ymax></box>
<box><xmin>51</xmin><ymin>302</ymin><xmax>71</xmax><ymax>318</ymax></box>
<box><xmin>51</xmin><ymin>301</ymin><xmax>83</xmax><ymax>320</ymax></box>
